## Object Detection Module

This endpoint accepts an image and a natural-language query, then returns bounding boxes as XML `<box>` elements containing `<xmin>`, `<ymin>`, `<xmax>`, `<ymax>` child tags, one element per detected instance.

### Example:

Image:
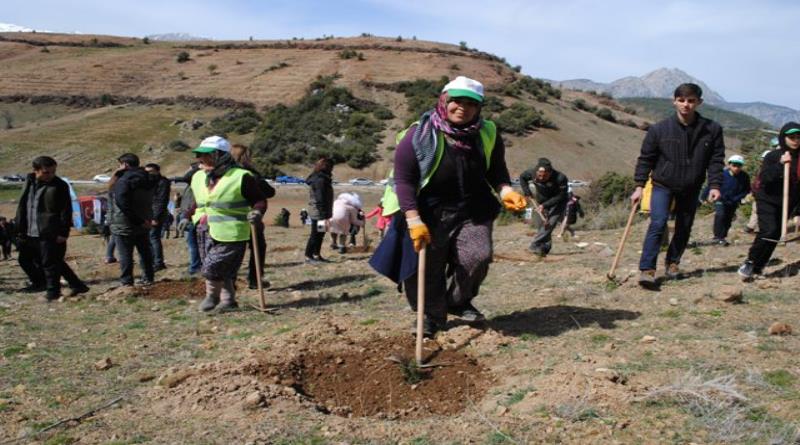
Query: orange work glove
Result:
<box><xmin>406</xmin><ymin>216</ymin><xmax>431</xmax><ymax>252</ymax></box>
<box><xmin>500</xmin><ymin>187</ymin><xmax>527</xmax><ymax>212</ymax></box>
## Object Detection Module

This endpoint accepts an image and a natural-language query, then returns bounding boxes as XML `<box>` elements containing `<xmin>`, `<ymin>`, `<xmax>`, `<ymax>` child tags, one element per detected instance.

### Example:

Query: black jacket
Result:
<box><xmin>15</xmin><ymin>174</ymin><xmax>73</xmax><ymax>238</ymax></box>
<box><xmin>151</xmin><ymin>174</ymin><xmax>171</xmax><ymax>223</ymax></box>
<box><xmin>519</xmin><ymin>168</ymin><xmax>569</xmax><ymax>212</ymax></box>
<box><xmin>753</xmin><ymin>122</ymin><xmax>800</xmax><ymax>214</ymax></box>
<box><xmin>306</xmin><ymin>171</ymin><xmax>333</xmax><ymax>220</ymax></box>
<box><xmin>109</xmin><ymin>167</ymin><xmax>156</xmax><ymax>235</ymax></box>
<box><xmin>634</xmin><ymin>112</ymin><xmax>726</xmax><ymax>192</ymax></box>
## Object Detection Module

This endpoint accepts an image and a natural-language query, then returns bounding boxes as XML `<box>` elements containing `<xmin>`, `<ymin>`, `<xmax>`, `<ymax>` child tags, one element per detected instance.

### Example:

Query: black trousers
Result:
<box><xmin>304</xmin><ymin>219</ymin><xmax>325</xmax><ymax>258</ymax></box>
<box><xmin>115</xmin><ymin>232</ymin><xmax>154</xmax><ymax>285</ymax></box>
<box><xmin>247</xmin><ymin>220</ymin><xmax>266</xmax><ymax>286</ymax></box>
<box><xmin>713</xmin><ymin>202</ymin><xmax>738</xmax><ymax>239</ymax></box>
<box><xmin>18</xmin><ymin>236</ymin><xmax>84</xmax><ymax>298</ymax></box>
<box><xmin>747</xmin><ymin>200</ymin><xmax>782</xmax><ymax>271</ymax></box>
<box><xmin>1</xmin><ymin>240</ymin><xmax>11</xmax><ymax>259</ymax></box>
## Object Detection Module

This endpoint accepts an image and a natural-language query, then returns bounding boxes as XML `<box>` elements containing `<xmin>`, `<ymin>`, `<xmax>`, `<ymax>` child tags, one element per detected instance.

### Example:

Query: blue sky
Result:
<box><xmin>5</xmin><ymin>0</ymin><xmax>800</xmax><ymax>109</ymax></box>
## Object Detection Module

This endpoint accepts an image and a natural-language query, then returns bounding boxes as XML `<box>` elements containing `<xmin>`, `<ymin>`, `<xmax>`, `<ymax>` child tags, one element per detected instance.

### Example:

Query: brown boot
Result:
<box><xmin>638</xmin><ymin>270</ymin><xmax>657</xmax><ymax>289</ymax></box>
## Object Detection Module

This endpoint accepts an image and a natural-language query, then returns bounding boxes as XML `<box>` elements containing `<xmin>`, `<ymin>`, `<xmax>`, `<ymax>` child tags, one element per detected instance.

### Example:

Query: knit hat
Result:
<box><xmin>727</xmin><ymin>155</ymin><xmax>744</xmax><ymax>166</ymax></box>
<box><xmin>442</xmin><ymin>76</ymin><xmax>484</xmax><ymax>103</ymax></box>
<box><xmin>193</xmin><ymin>135</ymin><xmax>231</xmax><ymax>154</ymax></box>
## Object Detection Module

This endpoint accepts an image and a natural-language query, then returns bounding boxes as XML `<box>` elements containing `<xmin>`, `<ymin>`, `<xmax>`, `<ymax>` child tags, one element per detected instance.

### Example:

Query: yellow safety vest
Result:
<box><xmin>191</xmin><ymin>168</ymin><xmax>252</xmax><ymax>242</ymax></box>
<box><xmin>381</xmin><ymin>121</ymin><xmax>497</xmax><ymax>216</ymax></box>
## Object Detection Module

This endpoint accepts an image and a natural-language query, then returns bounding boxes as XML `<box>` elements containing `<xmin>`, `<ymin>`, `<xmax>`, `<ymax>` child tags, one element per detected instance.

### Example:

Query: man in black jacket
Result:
<box><xmin>520</xmin><ymin>158</ymin><xmax>569</xmax><ymax>257</ymax></box>
<box><xmin>630</xmin><ymin>83</ymin><xmax>725</xmax><ymax>288</ymax></box>
<box><xmin>145</xmin><ymin>163</ymin><xmax>170</xmax><ymax>271</ymax></box>
<box><xmin>109</xmin><ymin>153</ymin><xmax>156</xmax><ymax>287</ymax></box>
<box><xmin>15</xmin><ymin>156</ymin><xmax>89</xmax><ymax>300</ymax></box>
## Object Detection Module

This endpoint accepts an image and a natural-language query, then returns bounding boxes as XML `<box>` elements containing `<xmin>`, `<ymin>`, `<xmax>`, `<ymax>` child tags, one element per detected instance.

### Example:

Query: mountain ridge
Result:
<box><xmin>554</xmin><ymin>68</ymin><xmax>798</xmax><ymax>128</ymax></box>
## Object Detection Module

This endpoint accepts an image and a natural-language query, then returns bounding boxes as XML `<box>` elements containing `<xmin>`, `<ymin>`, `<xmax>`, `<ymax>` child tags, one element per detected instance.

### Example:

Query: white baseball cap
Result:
<box><xmin>193</xmin><ymin>135</ymin><xmax>231</xmax><ymax>154</ymax></box>
<box><xmin>442</xmin><ymin>76</ymin><xmax>484</xmax><ymax>103</ymax></box>
<box><xmin>727</xmin><ymin>155</ymin><xmax>744</xmax><ymax>165</ymax></box>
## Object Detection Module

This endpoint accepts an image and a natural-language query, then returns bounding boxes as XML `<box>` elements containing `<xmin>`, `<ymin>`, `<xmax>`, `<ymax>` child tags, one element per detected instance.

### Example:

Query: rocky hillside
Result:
<box><xmin>0</xmin><ymin>32</ymin><xmax>652</xmax><ymax>180</ymax></box>
<box><xmin>555</xmin><ymin>67</ymin><xmax>798</xmax><ymax>128</ymax></box>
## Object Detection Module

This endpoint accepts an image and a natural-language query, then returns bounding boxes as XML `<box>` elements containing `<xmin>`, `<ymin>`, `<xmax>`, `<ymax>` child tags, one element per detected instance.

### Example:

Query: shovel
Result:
<box><xmin>415</xmin><ymin>244</ymin><xmax>427</xmax><ymax>365</ymax></box>
<box><xmin>607</xmin><ymin>203</ymin><xmax>639</xmax><ymax>281</ymax></box>
<box><xmin>249</xmin><ymin>223</ymin><xmax>277</xmax><ymax>314</ymax></box>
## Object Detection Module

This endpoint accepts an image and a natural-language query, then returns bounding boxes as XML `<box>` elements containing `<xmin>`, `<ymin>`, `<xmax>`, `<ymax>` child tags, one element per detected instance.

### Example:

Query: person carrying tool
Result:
<box><xmin>189</xmin><ymin>136</ymin><xmax>268</xmax><ymax>312</ymax></box>
<box><xmin>519</xmin><ymin>158</ymin><xmax>569</xmax><ymax>257</ymax></box>
<box><xmin>630</xmin><ymin>83</ymin><xmax>726</xmax><ymax>288</ymax></box>
<box><xmin>738</xmin><ymin>122</ymin><xmax>800</xmax><ymax>279</ymax></box>
<box><xmin>375</xmin><ymin>76</ymin><xmax>526</xmax><ymax>336</ymax></box>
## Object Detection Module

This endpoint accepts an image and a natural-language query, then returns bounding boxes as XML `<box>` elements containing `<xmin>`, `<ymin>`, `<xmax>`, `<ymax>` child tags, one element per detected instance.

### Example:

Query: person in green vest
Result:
<box><xmin>389</xmin><ymin>76</ymin><xmax>527</xmax><ymax>336</ymax></box>
<box><xmin>190</xmin><ymin>136</ymin><xmax>268</xmax><ymax>312</ymax></box>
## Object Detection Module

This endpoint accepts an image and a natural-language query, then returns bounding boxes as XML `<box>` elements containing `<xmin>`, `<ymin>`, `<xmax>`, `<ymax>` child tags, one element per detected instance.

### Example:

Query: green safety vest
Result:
<box><xmin>191</xmin><ymin>167</ymin><xmax>253</xmax><ymax>242</ymax></box>
<box><xmin>381</xmin><ymin>120</ymin><xmax>497</xmax><ymax>216</ymax></box>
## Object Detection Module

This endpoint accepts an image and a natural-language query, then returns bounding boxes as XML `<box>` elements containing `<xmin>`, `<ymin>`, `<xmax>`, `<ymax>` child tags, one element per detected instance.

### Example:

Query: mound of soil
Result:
<box><xmin>261</xmin><ymin>336</ymin><xmax>491</xmax><ymax>419</ymax></box>
<box><xmin>139</xmin><ymin>279</ymin><xmax>205</xmax><ymax>300</ymax></box>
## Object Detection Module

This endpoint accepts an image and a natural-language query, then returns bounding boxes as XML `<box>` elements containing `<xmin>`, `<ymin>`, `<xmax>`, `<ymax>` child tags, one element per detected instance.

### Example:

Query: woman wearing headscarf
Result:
<box><xmin>387</xmin><ymin>76</ymin><xmax>527</xmax><ymax>335</ymax></box>
<box><xmin>304</xmin><ymin>157</ymin><xmax>334</xmax><ymax>263</ymax></box>
<box><xmin>739</xmin><ymin>122</ymin><xmax>800</xmax><ymax>279</ymax></box>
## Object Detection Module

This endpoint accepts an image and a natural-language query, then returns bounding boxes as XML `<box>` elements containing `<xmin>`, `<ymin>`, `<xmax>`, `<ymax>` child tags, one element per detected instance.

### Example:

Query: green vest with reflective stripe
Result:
<box><xmin>191</xmin><ymin>168</ymin><xmax>252</xmax><ymax>242</ymax></box>
<box><xmin>381</xmin><ymin>120</ymin><xmax>497</xmax><ymax>216</ymax></box>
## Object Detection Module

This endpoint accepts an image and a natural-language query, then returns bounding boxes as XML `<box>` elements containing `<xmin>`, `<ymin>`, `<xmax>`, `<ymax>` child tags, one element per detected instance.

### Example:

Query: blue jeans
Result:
<box><xmin>149</xmin><ymin>224</ymin><xmax>165</xmax><ymax>268</ymax></box>
<box><xmin>186</xmin><ymin>222</ymin><xmax>201</xmax><ymax>274</ymax></box>
<box><xmin>639</xmin><ymin>185</ymin><xmax>700</xmax><ymax>271</ymax></box>
<box><xmin>105</xmin><ymin>236</ymin><xmax>116</xmax><ymax>260</ymax></box>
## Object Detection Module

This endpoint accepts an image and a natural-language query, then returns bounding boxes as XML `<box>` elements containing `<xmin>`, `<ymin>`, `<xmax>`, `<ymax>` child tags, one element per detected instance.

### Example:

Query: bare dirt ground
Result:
<box><xmin>1</xmin><ymin>194</ymin><xmax>799</xmax><ymax>444</ymax></box>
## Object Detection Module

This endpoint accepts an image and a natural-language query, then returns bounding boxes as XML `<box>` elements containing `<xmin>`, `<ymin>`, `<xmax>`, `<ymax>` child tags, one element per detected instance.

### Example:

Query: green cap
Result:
<box><xmin>785</xmin><ymin>128</ymin><xmax>800</xmax><ymax>135</ymax></box>
<box><xmin>446</xmin><ymin>88</ymin><xmax>483</xmax><ymax>103</ymax></box>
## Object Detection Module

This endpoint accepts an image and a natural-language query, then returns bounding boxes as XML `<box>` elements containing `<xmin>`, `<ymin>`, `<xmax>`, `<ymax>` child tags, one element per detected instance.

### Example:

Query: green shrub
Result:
<box><xmin>595</xmin><ymin>107</ymin><xmax>616</xmax><ymax>123</ymax></box>
<box><xmin>459</xmin><ymin>41</ymin><xmax>468</xmax><ymax>51</ymax></box>
<box><xmin>250</xmin><ymin>76</ymin><xmax>386</xmax><ymax>172</ymax></box>
<box><xmin>586</xmin><ymin>171</ymin><xmax>636</xmax><ymax>207</ymax></box>
<box><xmin>168</xmin><ymin>140</ymin><xmax>190</xmax><ymax>152</ymax></box>
<box><xmin>572</xmin><ymin>98</ymin><xmax>596</xmax><ymax>113</ymax></box>
<box><xmin>207</xmin><ymin>108</ymin><xmax>262</xmax><ymax>135</ymax></box>
<box><xmin>82</xmin><ymin>219</ymin><xmax>100</xmax><ymax>235</ymax></box>
<box><xmin>338</xmin><ymin>49</ymin><xmax>362</xmax><ymax>60</ymax></box>
<box><xmin>503</xmin><ymin>76</ymin><xmax>561</xmax><ymax>101</ymax></box>
<box><xmin>176</xmin><ymin>51</ymin><xmax>190</xmax><ymax>63</ymax></box>
<box><xmin>373</xmin><ymin>108</ymin><xmax>394</xmax><ymax>120</ymax></box>
<box><xmin>495</xmin><ymin>102</ymin><xmax>557</xmax><ymax>135</ymax></box>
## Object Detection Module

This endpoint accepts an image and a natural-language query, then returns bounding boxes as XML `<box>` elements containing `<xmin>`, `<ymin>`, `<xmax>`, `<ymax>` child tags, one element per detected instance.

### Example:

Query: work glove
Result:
<box><xmin>500</xmin><ymin>187</ymin><xmax>527</xmax><ymax>212</ymax></box>
<box><xmin>406</xmin><ymin>216</ymin><xmax>431</xmax><ymax>252</ymax></box>
<box><xmin>247</xmin><ymin>210</ymin><xmax>263</xmax><ymax>223</ymax></box>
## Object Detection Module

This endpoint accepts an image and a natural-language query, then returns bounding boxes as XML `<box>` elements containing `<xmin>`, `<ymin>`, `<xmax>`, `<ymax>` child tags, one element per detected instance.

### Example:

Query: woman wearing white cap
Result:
<box><xmin>705</xmin><ymin>154</ymin><xmax>750</xmax><ymax>245</ymax></box>
<box><xmin>386</xmin><ymin>76</ymin><xmax>527</xmax><ymax>336</ymax></box>
<box><xmin>189</xmin><ymin>135</ymin><xmax>269</xmax><ymax>311</ymax></box>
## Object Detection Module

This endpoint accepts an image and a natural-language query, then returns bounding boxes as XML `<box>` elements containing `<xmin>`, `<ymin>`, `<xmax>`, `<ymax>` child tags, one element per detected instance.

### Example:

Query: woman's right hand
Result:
<box><xmin>406</xmin><ymin>215</ymin><xmax>431</xmax><ymax>252</ymax></box>
<box><xmin>781</xmin><ymin>151</ymin><xmax>792</xmax><ymax>164</ymax></box>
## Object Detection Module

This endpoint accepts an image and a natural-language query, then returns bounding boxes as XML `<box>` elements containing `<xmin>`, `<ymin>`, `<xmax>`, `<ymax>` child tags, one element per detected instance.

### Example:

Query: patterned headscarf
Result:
<box><xmin>411</xmin><ymin>93</ymin><xmax>484</xmax><ymax>184</ymax></box>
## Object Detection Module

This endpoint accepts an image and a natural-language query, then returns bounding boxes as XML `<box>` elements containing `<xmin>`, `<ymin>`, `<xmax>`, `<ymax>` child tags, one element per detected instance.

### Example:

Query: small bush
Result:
<box><xmin>512</xmin><ymin>65</ymin><xmax>522</xmax><ymax>73</ymax></box>
<box><xmin>373</xmin><ymin>108</ymin><xmax>394</xmax><ymax>120</ymax></box>
<box><xmin>395</xmin><ymin>35</ymin><xmax>403</xmax><ymax>42</ymax></box>
<box><xmin>207</xmin><ymin>64</ymin><xmax>218</xmax><ymax>75</ymax></box>
<box><xmin>40</xmin><ymin>46</ymin><xmax>50</xmax><ymax>53</ymax></box>
<box><xmin>168</xmin><ymin>140</ymin><xmax>190</xmax><ymax>152</ymax></box>
<box><xmin>595</xmin><ymin>107</ymin><xmax>616</xmax><ymax>123</ymax></box>
<box><xmin>459</xmin><ymin>41</ymin><xmax>468</xmax><ymax>51</ymax></box>
<box><xmin>495</xmin><ymin>102</ymin><xmax>557</xmax><ymax>135</ymax></box>
<box><xmin>142</xmin><ymin>37</ymin><xmax>150</xmax><ymax>44</ymax></box>
<box><xmin>176</xmin><ymin>51</ymin><xmax>190</xmax><ymax>63</ymax></box>
<box><xmin>338</xmin><ymin>49</ymin><xmax>363</xmax><ymax>60</ymax></box>
<box><xmin>449</xmin><ymin>63</ymin><xmax>460</xmax><ymax>70</ymax></box>
<box><xmin>572</xmin><ymin>98</ymin><xmax>596</xmax><ymax>113</ymax></box>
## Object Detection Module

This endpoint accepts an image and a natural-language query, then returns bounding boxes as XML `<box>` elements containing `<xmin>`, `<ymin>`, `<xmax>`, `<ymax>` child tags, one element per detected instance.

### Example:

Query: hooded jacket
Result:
<box><xmin>634</xmin><ymin>112</ymin><xmax>726</xmax><ymax>192</ymax></box>
<box><xmin>15</xmin><ymin>173</ymin><xmax>72</xmax><ymax>239</ymax></box>
<box><xmin>753</xmin><ymin>122</ymin><xmax>800</xmax><ymax>214</ymax></box>
<box><xmin>109</xmin><ymin>167</ymin><xmax>156</xmax><ymax>235</ymax></box>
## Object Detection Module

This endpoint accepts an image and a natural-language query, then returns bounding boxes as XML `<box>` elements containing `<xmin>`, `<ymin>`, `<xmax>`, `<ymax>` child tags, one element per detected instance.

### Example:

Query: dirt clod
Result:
<box><xmin>768</xmin><ymin>322</ymin><xmax>792</xmax><ymax>336</ymax></box>
<box><xmin>715</xmin><ymin>285</ymin><xmax>743</xmax><ymax>303</ymax></box>
<box><xmin>94</xmin><ymin>357</ymin><xmax>113</xmax><ymax>371</ymax></box>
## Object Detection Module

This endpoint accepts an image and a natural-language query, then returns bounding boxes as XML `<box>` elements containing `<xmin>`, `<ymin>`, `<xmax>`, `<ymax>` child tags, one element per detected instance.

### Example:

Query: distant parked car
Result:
<box><xmin>276</xmin><ymin>175</ymin><xmax>306</xmax><ymax>184</ymax></box>
<box><xmin>1</xmin><ymin>174</ymin><xmax>24</xmax><ymax>182</ymax></box>
<box><xmin>349</xmin><ymin>178</ymin><xmax>374</xmax><ymax>186</ymax></box>
<box><xmin>92</xmin><ymin>174</ymin><xmax>111</xmax><ymax>183</ymax></box>
<box><xmin>568</xmin><ymin>180</ymin><xmax>589</xmax><ymax>188</ymax></box>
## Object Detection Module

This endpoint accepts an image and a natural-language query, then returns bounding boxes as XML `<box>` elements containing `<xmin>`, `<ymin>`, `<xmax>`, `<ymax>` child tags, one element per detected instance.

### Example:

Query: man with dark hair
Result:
<box><xmin>15</xmin><ymin>156</ymin><xmax>89</xmax><ymax>300</ymax></box>
<box><xmin>519</xmin><ymin>157</ymin><xmax>569</xmax><ymax>257</ymax></box>
<box><xmin>144</xmin><ymin>163</ymin><xmax>170</xmax><ymax>271</ymax></box>
<box><xmin>109</xmin><ymin>153</ymin><xmax>157</xmax><ymax>287</ymax></box>
<box><xmin>630</xmin><ymin>83</ymin><xmax>726</xmax><ymax>288</ymax></box>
